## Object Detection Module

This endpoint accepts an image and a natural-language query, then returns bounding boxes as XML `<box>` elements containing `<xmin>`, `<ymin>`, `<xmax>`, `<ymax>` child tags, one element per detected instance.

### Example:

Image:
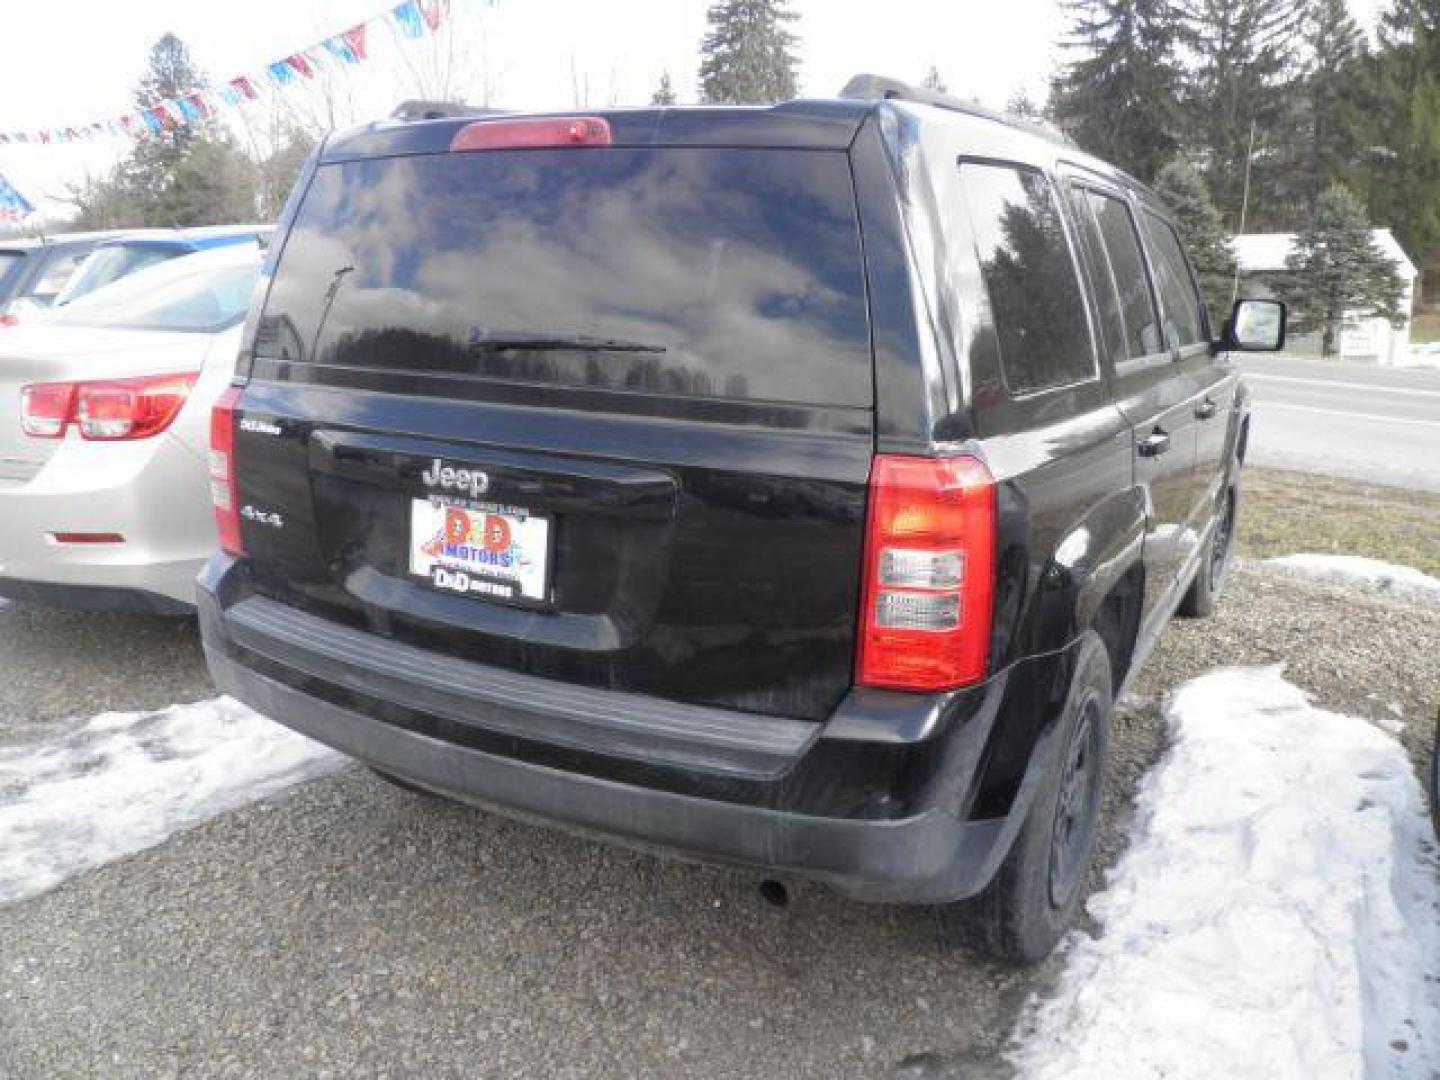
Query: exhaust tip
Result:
<box><xmin>758</xmin><ymin>878</ymin><xmax>791</xmax><ymax>909</ymax></box>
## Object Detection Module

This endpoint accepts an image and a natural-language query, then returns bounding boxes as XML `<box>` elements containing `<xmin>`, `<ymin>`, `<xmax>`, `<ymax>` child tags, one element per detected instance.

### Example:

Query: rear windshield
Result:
<box><xmin>49</xmin><ymin>258</ymin><xmax>258</xmax><ymax>333</ymax></box>
<box><xmin>256</xmin><ymin>148</ymin><xmax>872</xmax><ymax>406</ymax></box>
<box><xmin>58</xmin><ymin>245</ymin><xmax>180</xmax><ymax>305</ymax></box>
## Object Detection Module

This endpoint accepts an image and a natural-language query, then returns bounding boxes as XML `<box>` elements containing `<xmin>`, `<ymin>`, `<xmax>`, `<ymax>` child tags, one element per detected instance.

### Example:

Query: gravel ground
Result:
<box><xmin>0</xmin><ymin>564</ymin><xmax>1435</xmax><ymax>1079</ymax></box>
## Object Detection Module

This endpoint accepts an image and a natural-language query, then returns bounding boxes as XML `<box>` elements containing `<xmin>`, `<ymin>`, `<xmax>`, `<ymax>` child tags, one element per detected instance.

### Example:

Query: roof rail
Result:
<box><xmin>390</xmin><ymin>99</ymin><xmax>506</xmax><ymax>122</ymax></box>
<box><xmin>838</xmin><ymin>73</ymin><xmax>1072</xmax><ymax>146</ymax></box>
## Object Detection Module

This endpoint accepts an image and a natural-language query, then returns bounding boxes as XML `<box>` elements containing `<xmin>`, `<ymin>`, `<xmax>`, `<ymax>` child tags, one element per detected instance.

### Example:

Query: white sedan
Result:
<box><xmin>0</xmin><ymin>244</ymin><xmax>261</xmax><ymax>613</ymax></box>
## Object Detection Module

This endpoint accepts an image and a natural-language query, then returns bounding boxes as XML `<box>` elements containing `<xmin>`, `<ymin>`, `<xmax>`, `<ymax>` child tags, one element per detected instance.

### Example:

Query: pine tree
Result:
<box><xmin>1283</xmin><ymin>184</ymin><xmax>1407</xmax><ymax>356</ymax></box>
<box><xmin>1182</xmin><ymin>0</ymin><xmax>1305</xmax><ymax>231</ymax></box>
<box><xmin>1297</xmin><ymin>0</ymin><xmax>1371</xmax><ymax>208</ymax></box>
<box><xmin>1154</xmin><ymin>158</ymin><xmax>1239</xmax><ymax>323</ymax></box>
<box><xmin>651</xmin><ymin>70</ymin><xmax>678</xmax><ymax>106</ymax></box>
<box><xmin>1050</xmin><ymin>0</ymin><xmax>1188</xmax><ymax>181</ymax></box>
<box><xmin>698</xmin><ymin>0</ymin><xmax>800</xmax><ymax>105</ymax></box>
<box><xmin>114</xmin><ymin>34</ymin><xmax>257</xmax><ymax>227</ymax></box>
<box><xmin>1371</xmin><ymin>0</ymin><xmax>1440</xmax><ymax>266</ymax></box>
<box><xmin>921</xmin><ymin>65</ymin><xmax>948</xmax><ymax>94</ymax></box>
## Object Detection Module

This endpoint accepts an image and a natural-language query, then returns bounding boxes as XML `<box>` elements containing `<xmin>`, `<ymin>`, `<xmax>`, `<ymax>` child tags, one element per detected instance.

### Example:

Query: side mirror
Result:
<box><xmin>1226</xmin><ymin>298</ymin><xmax>1286</xmax><ymax>352</ymax></box>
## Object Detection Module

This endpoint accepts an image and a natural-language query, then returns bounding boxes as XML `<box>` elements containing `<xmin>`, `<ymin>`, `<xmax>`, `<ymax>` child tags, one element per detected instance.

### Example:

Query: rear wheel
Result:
<box><xmin>945</xmin><ymin>631</ymin><xmax>1112</xmax><ymax>964</ymax></box>
<box><xmin>1179</xmin><ymin>482</ymin><xmax>1238</xmax><ymax>618</ymax></box>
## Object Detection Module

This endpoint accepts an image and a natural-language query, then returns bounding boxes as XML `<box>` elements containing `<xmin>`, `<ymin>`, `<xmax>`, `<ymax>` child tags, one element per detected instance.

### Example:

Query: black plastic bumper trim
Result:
<box><xmin>205</xmin><ymin>643</ymin><xmax>1018</xmax><ymax>903</ymax></box>
<box><xmin>223</xmin><ymin>594</ymin><xmax>818</xmax><ymax>781</ymax></box>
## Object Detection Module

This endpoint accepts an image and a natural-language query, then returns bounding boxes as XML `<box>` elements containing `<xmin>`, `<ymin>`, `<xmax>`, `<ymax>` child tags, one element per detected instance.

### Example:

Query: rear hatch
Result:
<box><xmin>236</xmin><ymin>122</ymin><xmax>875</xmax><ymax>721</ymax></box>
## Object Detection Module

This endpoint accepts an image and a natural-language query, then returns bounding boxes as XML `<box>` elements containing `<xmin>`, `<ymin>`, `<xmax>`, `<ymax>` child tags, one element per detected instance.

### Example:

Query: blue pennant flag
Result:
<box><xmin>391</xmin><ymin>0</ymin><xmax>425</xmax><ymax>38</ymax></box>
<box><xmin>322</xmin><ymin>37</ymin><xmax>358</xmax><ymax>65</ymax></box>
<box><xmin>0</xmin><ymin>171</ymin><xmax>35</xmax><ymax>222</ymax></box>
<box><xmin>267</xmin><ymin>60</ymin><xmax>297</xmax><ymax>86</ymax></box>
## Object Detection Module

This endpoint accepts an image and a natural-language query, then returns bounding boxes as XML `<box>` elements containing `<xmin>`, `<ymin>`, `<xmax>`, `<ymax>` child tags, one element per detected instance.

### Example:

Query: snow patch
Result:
<box><xmin>1012</xmin><ymin>666</ymin><xmax>1440</xmax><ymax>1080</ymax></box>
<box><xmin>1265</xmin><ymin>553</ymin><xmax>1440</xmax><ymax>603</ymax></box>
<box><xmin>0</xmin><ymin>697</ymin><xmax>342</xmax><ymax>904</ymax></box>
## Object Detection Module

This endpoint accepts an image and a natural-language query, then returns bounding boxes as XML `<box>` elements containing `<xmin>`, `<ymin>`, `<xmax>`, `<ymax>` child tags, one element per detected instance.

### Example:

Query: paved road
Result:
<box><xmin>2</xmin><ymin>568</ymin><xmax>1438</xmax><ymax>1077</ymax></box>
<box><xmin>1234</xmin><ymin>355</ymin><xmax>1440</xmax><ymax>492</ymax></box>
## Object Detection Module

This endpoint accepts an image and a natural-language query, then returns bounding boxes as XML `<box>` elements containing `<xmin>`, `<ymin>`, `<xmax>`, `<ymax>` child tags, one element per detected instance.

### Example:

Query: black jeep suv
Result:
<box><xmin>199</xmin><ymin>75</ymin><xmax>1284</xmax><ymax>962</ymax></box>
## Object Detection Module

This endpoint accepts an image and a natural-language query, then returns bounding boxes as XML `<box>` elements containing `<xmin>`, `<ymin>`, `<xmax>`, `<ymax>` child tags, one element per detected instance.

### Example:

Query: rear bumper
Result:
<box><xmin>200</xmin><ymin>555</ymin><xmax>1076</xmax><ymax>903</ymax></box>
<box><xmin>0</xmin><ymin>430</ymin><xmax>212</xmax><ymax>608</ymax></box>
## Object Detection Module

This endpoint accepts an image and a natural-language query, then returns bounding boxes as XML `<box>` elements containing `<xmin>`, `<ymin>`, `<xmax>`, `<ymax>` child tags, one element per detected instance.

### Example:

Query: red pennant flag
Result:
<box><xmin>153</xmin><ymin>102</ymin><xmax>176</xmax><ymax>128</ymax></box>
<box><xmin>185</xmin><ymin>92</ymin><xmax>211</xmax><ymax>118</ymax></box>
<box><xmin>286</xmin><ymin>52</ymin><xmax>315</xmax><ymax>79</ymax></box>
<box><xmin>228</xmin><ymin>76</ymin><xmax>258</xmax><ymax>101</ymax></box>
<box><xmin>419</xmin><ymin>0</ymin><xmax>446</xmax><ymax>32</ymax></box>
<box><xmin>342</xmin><ymin>24</ymin><xmax>368</xmax><ymax>61</ymax></box>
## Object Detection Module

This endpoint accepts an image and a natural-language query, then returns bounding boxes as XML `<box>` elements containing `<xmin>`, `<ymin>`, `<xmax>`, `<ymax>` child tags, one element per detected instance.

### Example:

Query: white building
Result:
<box><xmin>1231</xmin><ymin>229</ymin><xmax>1417</xmax><ymax>365</ymax></box>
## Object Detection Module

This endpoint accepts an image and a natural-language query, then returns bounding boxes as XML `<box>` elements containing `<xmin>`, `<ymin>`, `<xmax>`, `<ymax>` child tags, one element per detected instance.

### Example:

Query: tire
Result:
<box><xmin>944</xmin><ymin>630</ymin><xmax>1113</xmax><ymax>964</ymax></box>
<box><xmin>1179</xmin><ymin>481</ymin><xmax>1238</xmax><ymax>618</ymax></box>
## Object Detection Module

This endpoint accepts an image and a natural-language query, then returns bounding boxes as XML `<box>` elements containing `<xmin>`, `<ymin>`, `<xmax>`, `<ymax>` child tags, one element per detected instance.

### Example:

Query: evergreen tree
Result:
<box><xmin>698</xmin><ymin>0</ymin><xmax>800</xmax><ymax>105</ymax></box>
<box><xmin>1182</xmin><ymin>0</ymin><xmax>1305</xmax><ymax>231</ymax></box>
<box><xmin>921</xmin><ymin>65</ymin><xmax>948</xmax><ymax>94</ymax></box>
<box><xmin>1283</xmin><ymin>184</ymin><xmax>1407</xmax><ymax>356</ymax></box>
<box><xmin>651</xmin><ymin>70</ymin><xmax>678</xmax><ymax>106</ymax></box>
<box><xmin>1371</xmin><ymin>0</ymin><xmax>1440</xmax><ymax>265</ymax></box>
<box><xmin>1297</xmin><ymin>0</ymin><xmax>1371</xmax><ymax>207</ymax></box>
<box><xmin>1050</xmin><ymin>0</ymin><xmax>1187</xmax><ymax>181</ymax></box>
<box><xmin>1154</xmin><ymin>158</ymin><xmax>1239</xmax><ymax>323</ymax></box>
<box><xmin>115</xmin><ymin>34</ymin><xmax>257</xmax><ymax>227</ymax></box>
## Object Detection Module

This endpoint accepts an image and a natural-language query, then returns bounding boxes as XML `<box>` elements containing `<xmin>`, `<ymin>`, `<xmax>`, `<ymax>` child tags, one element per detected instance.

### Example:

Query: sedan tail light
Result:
<box><xmin>209</xmin><ymin>385</ymin><xmax>244</xmax><ymax>556</ymax></box>
<box><xmin>20</xmin><ymin>373</ymin><xmax>197</xmax><ymax>440</ymax></box>
<box><xmin>856</xmin><ymin>455</ymin><xmax>996</xmax><ymax>692</ymax></box>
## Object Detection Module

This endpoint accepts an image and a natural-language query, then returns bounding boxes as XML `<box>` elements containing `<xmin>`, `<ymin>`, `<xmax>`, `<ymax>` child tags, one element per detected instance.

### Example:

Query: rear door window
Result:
<box><xmin>958</xmin><ymin>161</ymin><xmax>1095</xmax><ymax>395</ymax></box>
<box><xmin>257</xmin><ymin>148</ymin><xmax>872</xmax><ymax>407</ymax></box>
<box><xmin>1074</xmin><ymin>188</ymin><xmax>1165</xmax><ymax>363</ymax></box>
<box><xmin>1141</xmin><ymin>212</ymin><xmax>1206</xmax><ymax>348</ymax></box>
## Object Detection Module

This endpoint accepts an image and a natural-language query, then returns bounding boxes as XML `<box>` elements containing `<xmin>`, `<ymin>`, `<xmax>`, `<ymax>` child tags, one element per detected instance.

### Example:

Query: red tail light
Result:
<box><xmin>21</xmin><ymin>374</ymin><xmax>197</xmax><ymax>440</ymax></box>
<box><xmin>449</xmin><ymin>116</ymin><xmax>612</xmax><ymax>151</ymax></box>
<box><xmin>209</xmin><ymin>386</ymin><xmax>244</xmax><ymax>556</ymax></box>
<box><xmin>856</xmin><ymin>455</ymin><xmax>996</xmax><ymax>692</ymax></box>
<box><xmin>20</xmin><ymin>383</ymin><xmax>76</xmax><ymax>437</ymax></box>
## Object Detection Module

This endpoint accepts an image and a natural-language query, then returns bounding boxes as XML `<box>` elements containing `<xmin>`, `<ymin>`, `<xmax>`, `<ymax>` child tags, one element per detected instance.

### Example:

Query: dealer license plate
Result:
<box><xmin>409</xmin><ymin>498</ymin><xmax>551</xmax><ymax>604</ymax></box>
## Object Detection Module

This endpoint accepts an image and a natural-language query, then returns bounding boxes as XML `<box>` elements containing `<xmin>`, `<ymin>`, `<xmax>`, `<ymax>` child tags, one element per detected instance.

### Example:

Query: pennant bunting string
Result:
<box><xmin>0</xmin><ymin>1</ymin><xmax>459</xmax><ymax>147</ymax></box>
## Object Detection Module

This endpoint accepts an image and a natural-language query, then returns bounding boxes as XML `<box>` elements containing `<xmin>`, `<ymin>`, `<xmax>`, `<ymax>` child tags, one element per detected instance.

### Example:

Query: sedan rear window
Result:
<box><xmin>49</xmin><ymin>258</ymin><xmax>258</xmax><ymax>333</ymax></box>
<box><xmin>257</xmin><ymin>148</ymin><xmax>872</xmax><ymax>407</ymax></box>
<box><xmin>58</xmin><ymin>245</ymin><xmax>180</xmax><ymax>306</ymax></box>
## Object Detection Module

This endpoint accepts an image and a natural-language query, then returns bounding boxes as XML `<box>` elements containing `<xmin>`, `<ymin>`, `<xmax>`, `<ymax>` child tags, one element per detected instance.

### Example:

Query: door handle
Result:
<box><xmin>1194</xmin><ymin>398</ymin><xmax>1218</xmax><ymax>420</ymax></box>
<box><xmin>1138</xmin><ymin>430</ymin><xmax>1171</xmax><ymax>457</ymax></box>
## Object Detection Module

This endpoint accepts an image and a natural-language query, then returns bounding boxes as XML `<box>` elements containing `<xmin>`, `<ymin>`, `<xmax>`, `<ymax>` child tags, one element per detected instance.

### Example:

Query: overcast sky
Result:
<box><xmin>0</xmin><ymin>0</ymin><xmax>1385</xmax><ymax>220</ymax></box>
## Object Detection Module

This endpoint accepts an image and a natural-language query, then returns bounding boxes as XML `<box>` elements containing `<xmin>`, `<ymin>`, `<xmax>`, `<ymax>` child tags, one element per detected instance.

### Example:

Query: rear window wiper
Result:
<box><xmin>466</xmin><ymin>331</ymin><xmax>666</xmax><ymax>354</ymax></box>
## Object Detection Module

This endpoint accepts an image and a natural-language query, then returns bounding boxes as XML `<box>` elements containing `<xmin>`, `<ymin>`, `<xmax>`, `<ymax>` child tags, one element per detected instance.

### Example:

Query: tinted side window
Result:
<box><xmin>1141</xmin><ymin>212</ymin><xmax>1205</xmax><ymax>347</ymax></box>
<box><xmin>1088</xmin><ymin>193</ymin><xmax>1164</xmax><ymax>358</ymax></box>
<box><xmin>959</xmin><ymin>162</ymin><xmax>1094</xmax><ymax>394</ymax></box>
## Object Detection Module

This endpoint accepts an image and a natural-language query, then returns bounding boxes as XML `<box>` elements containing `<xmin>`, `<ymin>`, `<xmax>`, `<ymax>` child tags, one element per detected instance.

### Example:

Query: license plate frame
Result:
<box><xmin>408</xmin><ymin>496</ymin><xmax>553</xmax><ymax>608</ymax></box>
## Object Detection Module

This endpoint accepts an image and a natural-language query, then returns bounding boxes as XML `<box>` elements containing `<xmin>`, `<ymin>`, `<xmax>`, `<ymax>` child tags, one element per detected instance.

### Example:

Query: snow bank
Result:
<box><xmin>1012</xmin><ymin>667</ymin><xmax>1440</xmax><ymax>1080</ymax></box>
<box><xmin>1266</xmin><ymin>553</ymin><xmax>1440</xmax><ymax>603</ymax></box>
<box><xmin>0</xmin><ymin>697</ymin><xmax>342</xmax><ymax>904</ymax></box>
